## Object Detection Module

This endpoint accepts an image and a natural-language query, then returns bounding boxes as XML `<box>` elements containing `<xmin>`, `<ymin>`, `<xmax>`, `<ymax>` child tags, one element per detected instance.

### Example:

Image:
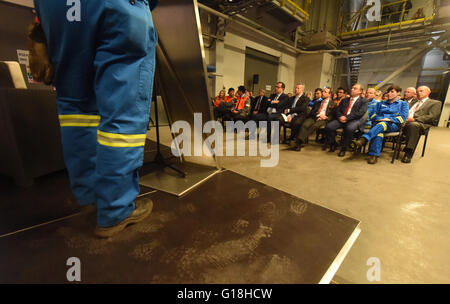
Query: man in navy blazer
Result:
<box><xmin>266</xmin><ymin>82</ymin><xmax>290</xmax><ymax>143</ymax></box>
<box><xmin>324</xmin><ymin>83</ymin><xmax>369</xmax><ymax>157</ymax></box>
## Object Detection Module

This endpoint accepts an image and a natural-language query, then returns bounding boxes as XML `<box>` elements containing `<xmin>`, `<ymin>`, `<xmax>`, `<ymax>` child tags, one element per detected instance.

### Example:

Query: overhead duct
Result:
<box><xmin>197</xmin><ymin>3</ymin><xmax>349</xmax><ymax>55</ymax></box>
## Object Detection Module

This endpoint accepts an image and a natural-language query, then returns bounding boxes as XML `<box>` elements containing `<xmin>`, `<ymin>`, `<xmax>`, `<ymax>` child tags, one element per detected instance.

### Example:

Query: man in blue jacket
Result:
<box><xmin>355</xmin><ymin>85</ymin><xmax>409</xmax><ymax>164</ymax></box>
<box><xmin>32</xmin><ymin>0</ymin><xmax>158</xmax><ymax>237</ymax></box>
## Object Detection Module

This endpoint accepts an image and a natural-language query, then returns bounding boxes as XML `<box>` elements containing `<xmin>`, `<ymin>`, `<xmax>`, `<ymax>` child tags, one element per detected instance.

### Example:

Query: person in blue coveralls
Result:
<box><xmin>32</xmin><ymin>0</ymin><xmax>158</xmax><ymax>237</ymax></box>
<box><xmin>365</xmin><ymin>87</ymin><xmax>381</xmax><ymax>128</ymax></box>
<box><xmin>355</xmin><ymin>85</ymin><xmax>409</xmax><ymax>165</ymax></box>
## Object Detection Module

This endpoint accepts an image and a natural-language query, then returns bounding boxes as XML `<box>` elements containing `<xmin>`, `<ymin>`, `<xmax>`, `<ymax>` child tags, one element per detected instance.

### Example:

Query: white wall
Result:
<box><xmin>295</xmin><ymin>53</ymin><xmax>335</xmax><ymax>91</ymax></box>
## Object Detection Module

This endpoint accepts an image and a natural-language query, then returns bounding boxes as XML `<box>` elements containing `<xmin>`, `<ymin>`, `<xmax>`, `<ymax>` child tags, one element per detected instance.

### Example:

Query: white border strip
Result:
<box><xmin>319</xmin><ymin>225</ymin><xmax>361</xmax><ymax>284</ymax></box>
<box><xmin>177</xmin><ymin>169</ymin><xmax>222</xmax><ymax>197</ymax></box>
<box><xmin>1</xmin><ymin>0</ymin><xmax>34</xmax><ymax>8</ymax></box>
<box><xmin>0</xmin><ymin>212</ymin><xmax>82</xmax><ymax>239</ymax></box>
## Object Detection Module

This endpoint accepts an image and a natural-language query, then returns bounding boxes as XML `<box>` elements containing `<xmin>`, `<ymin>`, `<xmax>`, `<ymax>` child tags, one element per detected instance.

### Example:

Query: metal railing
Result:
<box><xmin>338</xmin><ymin>0</ymin><xmax>435</xmax><ymax>37</ymax></box>
<box><xmin>279</xmin><ymin>0</ymin><xmax>310</xmax><ymax>18</ymax></box>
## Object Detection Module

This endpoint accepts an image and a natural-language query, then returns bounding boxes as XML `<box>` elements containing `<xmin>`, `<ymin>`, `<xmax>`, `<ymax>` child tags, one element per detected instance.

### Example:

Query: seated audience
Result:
<box><xmin>213</xmin><ymin>89</ymin><xmax>226</xmax><ymax>120</ymax></box>
<box><xmin>250</xmin><ymin>88</ymin><xmax>269</xmax><ymax>122</ymax></box>
<box><xmin>291</xmin><ymin>87</ymin><xmax>337</xmax><ymax>151</ymax></box>
<box><xmin>403</xmin><ymin>87</ymin><xmax>418</xmax><ymax>106</ymax></box>
<box><xmin>366</xmin><ymin>87</ymin><xmax>381</xmax><ymax>127</ymax></box>
<box><xmin>230</xmin><ymin>86</ymin><xmax>251</xmax><ymax>121</ymax></box>
<box><xmin>402</xmin><ymin>86</ymin><xmax>442</xmax><ymax>163</ymax></box>
<box><xmin>213</xmin><ymin>89</ymin><xmax>225</xmax><ymax>107</ymax></box>
<box><xmin>334</xmin><ymin>87</ymin><xmax>346</xmax><ymax>106</ymax></box>
<box><xmin>266</xmin><ymin>82</ymin><xmax>290</xmax><ymax>142</ymax></box>
<box><xmin>248</xmin><ymin>90</ymin><xmax>254</xmax><ymax>103</ymax></box>
<box><xmin>355</xmin><ymin>85</ymin><xmax>409</xmax><ymax>164</ymax></box>
<box><xmin>225</xmin><ymin>87</ymin><xmax>236</xmax><ymax>104</ymax></box>
<box><xmin>309</xmin><ymin>88</ymin><xmax>323</xmax><ymax>109</ymax></box>
<box><xmin>374</xmin><ymin>90</ymin><xmax>383</xmax><ymax>102</ymax></box>
<box><xmin>324</xmin><ymin>83</ymin><xmax>369</xmax><ymax>157</ymax></box>
<box><xmin>284</xmin><ymin>83</ymin><xmax>310</xmax><ymax>142</ymax></box>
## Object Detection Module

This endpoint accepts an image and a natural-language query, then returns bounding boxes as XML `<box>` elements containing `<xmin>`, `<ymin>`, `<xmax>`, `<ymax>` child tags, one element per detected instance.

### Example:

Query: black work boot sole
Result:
<box><xmin>368</xmin><ymin>156</ymin><xmax>378</xmax><ymax>164</ymax></box>
<box><xmin>95</xmin><ymin>197</ymin><xmax>154</xmax><ymax>238</ymax></box>
<box><xmin>338</xmin><ymin>149</ymin><xmax>346</xmax><ymax>157</ymax></box>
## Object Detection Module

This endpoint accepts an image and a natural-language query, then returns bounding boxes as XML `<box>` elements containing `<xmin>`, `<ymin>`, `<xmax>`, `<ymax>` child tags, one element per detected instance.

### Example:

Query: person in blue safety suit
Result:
<box><xmin>355</xmin><ymin>85</ymin><xmax>409</xmax><ymax>165</ymax></box>
<box><xmin>32</xmin><ymin>0</ymin><xmax>158</xmax><ymax>237</ymax></box>
<box><xmin>365</xmin><ymin>87</ymin><xmax>381</xmax><ymax>128</ymax></box>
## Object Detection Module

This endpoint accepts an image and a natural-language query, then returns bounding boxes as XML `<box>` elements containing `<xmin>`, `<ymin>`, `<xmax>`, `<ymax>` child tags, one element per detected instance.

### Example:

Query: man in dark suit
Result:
<box><xmin>284</xmin><ymin>83</ymin><xmax>310</xmax><ymax>143</ymax></box>
<box><xmin>291</xmin><ymin>87</ymin><xmax>337</xmax><ymax>151</ymax></box>
<box><xmin>250</xmin><ymin>88</ymin><xmax>269</xmax><ymax>122</ymax></box>
<box><xmin>324</xmin><ymin>83</ymin><xmax>369</xmax><ymax>157</ymax></box>
<box><xmin>266</xmin><ymin>81</ymin><xmax>290</xmax><ymax>143</ymax></box>
<box><xmin>402</xmin><ymin>86</ymin><xmax>442</xmax><ymax>163</ymax></box>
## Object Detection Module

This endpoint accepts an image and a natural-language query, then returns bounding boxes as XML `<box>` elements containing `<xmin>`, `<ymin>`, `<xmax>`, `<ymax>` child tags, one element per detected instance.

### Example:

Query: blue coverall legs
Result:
<box><xmin>362</xmin><ymin>122</ymin><xmax>399</xmax><ymax>157</ymax></box>
<box><xmin>34</xmin><ymin>0</ymin><xmax>157</xmax><ymax>227</ymax></box>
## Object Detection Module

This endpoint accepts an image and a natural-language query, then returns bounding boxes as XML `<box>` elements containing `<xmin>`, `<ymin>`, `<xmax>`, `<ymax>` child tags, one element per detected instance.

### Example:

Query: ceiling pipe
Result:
<box><xmin>338</xmin><ymin>47</ymin><xmax>414</xmax><ymax>58</ymax></box>
<box><xmin>197</xmin><ymin>3</ymin><xmax>349</xmax><ymax>55</ymax></box>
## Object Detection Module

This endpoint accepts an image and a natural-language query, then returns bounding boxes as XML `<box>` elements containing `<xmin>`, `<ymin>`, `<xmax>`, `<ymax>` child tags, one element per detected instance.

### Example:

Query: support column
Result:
<box><xmin>438</xmin><ymin>83</ymin><xmax>450</xmax><ymax>127</ymax></box>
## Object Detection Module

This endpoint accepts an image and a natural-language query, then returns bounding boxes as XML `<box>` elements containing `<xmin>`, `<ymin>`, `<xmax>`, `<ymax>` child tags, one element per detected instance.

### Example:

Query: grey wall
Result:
<box><xmin>357</xmin><ymin>50</ymin><xmax>423</xmax><ymax>92</ymax></box>
<box><xmin>244</xmin><ymin>47</ymin><xmax>279</xmax><ymax>96</ymax></box>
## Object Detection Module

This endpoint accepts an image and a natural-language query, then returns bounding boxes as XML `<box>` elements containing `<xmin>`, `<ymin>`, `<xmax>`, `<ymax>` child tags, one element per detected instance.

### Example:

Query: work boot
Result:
<box><xmin>338</xmin><ymin>147</ymin><xmax>347</xmax><ymax>157</ymax></box>
<box><xmin>401</xmin><ymin>149</ymin><xmax>413</xmax><ymax>163</ymax></box>
<box><xmin>329</xmin><ymin>143</ymin><xmax>337</xmax><ymax>153</ymax></box>
<box><xmin>95</xmin><ymin>197</ymin><xmax>153</xmax><ymax>238</ymax></box>
<box><xmin>321</xmin><ymin>143</ymin><xmax>328</xmax><ymax>151</ymax></box>
<box><xmin>355</xmin><ymin>137</ymin><xmax>367</xmax><ymax>148</ymax></box>
<box><xmin>292</xmin><ymin>139</ymin><xmax>302</xmax><ymax>152</ymax></box>
<box><xmin>368</xmin><ymin>155</ymin><xmax>378</xmax><ymax>164</ymax></box>
<box><xmin>401</xmin><ymin>154</ymin><xmax>412</xmax><ymax>163</ymax></box>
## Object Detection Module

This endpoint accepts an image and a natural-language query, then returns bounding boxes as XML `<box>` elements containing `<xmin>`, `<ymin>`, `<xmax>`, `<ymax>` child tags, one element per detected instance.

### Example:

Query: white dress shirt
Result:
<box><xmin>408</xmin><ymin>97</ymin><xmax>428</xmax><ymax>118</ymax></box>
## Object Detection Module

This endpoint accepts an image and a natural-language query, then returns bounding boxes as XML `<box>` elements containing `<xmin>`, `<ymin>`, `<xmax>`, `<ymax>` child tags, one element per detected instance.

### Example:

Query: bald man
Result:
<box><xmin>402</xmin><ymin>86</ymin><xmax>442</xmax><ymax>163</ymax></box>
<box><xmin>404</xmin><ymin>87</ymin><xmax>418</xmax><ymax>106</ymax></box>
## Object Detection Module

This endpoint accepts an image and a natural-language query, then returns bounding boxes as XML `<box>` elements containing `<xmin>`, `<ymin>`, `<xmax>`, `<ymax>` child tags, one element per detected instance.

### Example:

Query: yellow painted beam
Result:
<box><xmin>286</xmin><ymin>0</ymin><xmax>310</xmax><ymax>17</ymax></box>
<box><xmin>338</xmin><ymin>16</ymin><xmax>434</xmax><ymax>37</ymax></box>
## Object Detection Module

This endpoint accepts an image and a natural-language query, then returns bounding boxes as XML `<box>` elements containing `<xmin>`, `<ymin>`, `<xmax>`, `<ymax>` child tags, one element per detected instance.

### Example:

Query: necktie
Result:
<box><xmin>344</xmin><ymin>98</ymin><xmax>354</xmax><ymax>115</ymax></box>
<box><xmin>318</xmin><ymin>99</ymin><xmax>326</xmax><ymax>116</ymax></box>
<box><xmin>292</xmin><ymin>96</ymin><xmax>299</xmax><ymax>108</ymax></box>
<box><xmin>256</xmin><ymin>96</ymin><xmax>263</xmax><ymax>111</ymax></box>
<box><xmin>409</xmin><ymin>100</ymin><xmax>422</xmax><ymax>117</ymax></box>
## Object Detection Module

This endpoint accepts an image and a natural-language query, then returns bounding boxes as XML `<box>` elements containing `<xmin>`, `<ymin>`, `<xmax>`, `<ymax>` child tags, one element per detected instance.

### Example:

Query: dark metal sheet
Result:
<box><xmin>139</xmin><ymin>162</ymin><xmax>220</xmax><ymax>196</ymax></box>
<box><xmin>0</xmin><ymin>170</ymin><xmax>359</xmax><ymax>283</ymax></box>
<box><xmin>152</xmin><ymin>0</ymin><xmax>217</xmax><ymax>167</ymax></box>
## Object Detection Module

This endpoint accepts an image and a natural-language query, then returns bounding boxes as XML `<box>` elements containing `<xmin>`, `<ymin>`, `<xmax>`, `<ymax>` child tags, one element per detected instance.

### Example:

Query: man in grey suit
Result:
<box><xmin>402</xmin><ymin>86</ymin><xmax>442</xmax><ymax>163</ymax></box>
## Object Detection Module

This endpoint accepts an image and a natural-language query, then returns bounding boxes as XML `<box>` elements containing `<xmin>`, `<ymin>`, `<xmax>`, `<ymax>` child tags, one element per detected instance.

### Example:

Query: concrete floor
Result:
<box><xmin>150</xmin><ymin>125</ymin><xmax>450</xmax><ymax>284</ymax></box>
